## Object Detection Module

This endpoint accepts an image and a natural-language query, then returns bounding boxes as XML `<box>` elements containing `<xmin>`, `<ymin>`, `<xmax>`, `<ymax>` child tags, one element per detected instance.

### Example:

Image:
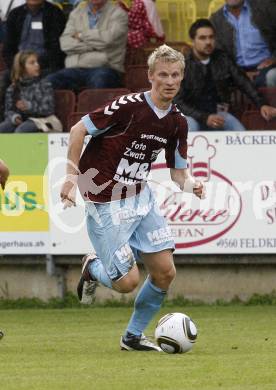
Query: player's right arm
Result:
<box><xmin>60</xmin><ymin>121</ymin><xmax>88</xmax><ymax>208</ymax></box>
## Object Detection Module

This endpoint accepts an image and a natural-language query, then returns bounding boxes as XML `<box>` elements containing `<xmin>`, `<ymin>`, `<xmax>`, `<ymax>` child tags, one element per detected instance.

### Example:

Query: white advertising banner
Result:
<box><xmin>48</xmin><ymin>132</ymin><xmax>276</xmax><ymax>254</ymax></box>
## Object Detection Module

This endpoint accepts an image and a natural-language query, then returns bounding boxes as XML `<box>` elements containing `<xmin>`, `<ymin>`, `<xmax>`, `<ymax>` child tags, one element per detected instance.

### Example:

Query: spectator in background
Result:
<box><xmin>0</xmin><ymin>0</ymin><xmax>66</xmax><ymax>121</ymax></box>
<box><xmin>119</xmin><ymin>0</ymin><xmax>165</xmax><ymax>49</ymax></box>
<box><xmin>47</xmin><ymin>0</ymin><xmax>128</xmax><ymax>91</ymax></box>
<box><xmin>0</xmin><ymin>50</ymin><xmax>62</xmax><ymax>133</ymax></box>
<box><xmin>210</xmin><ymin>0</ymin><xmax>276</xmax><ymax>88</ymax></box>
<box><xmin>174</xmin><ymin>19</ymin><xmax>276</xmax><ymax>131</ymax></box>
<box><xmin>3</xmin><ymin>0</ymin><xmax>66</xmax><ymax>74</ymax></box>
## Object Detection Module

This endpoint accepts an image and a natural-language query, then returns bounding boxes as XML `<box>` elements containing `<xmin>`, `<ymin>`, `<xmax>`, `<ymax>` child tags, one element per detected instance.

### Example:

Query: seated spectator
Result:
<box><xmin>47</xmin><ymin>0</ymin><xmax>128</xmax><ymax>91</ymax></box>
<box><xmin>3</xmin><ymin>0</ymin><xmax>66</xmax><ymax>75</ymax></box>
<box><xmin>0</xmin><ymin>50</ymin><xmax>62</xmax><ymax>133</ymax></box>
<box><xmin>174</xmin><ymin>19</ymin><xmax>276</xmax><ymax>131</ymax></box>
<box><xmin>119</xmin><ymin>0</ymin><xmax>165</xmax><ymax>49</ymax></box>
<box><xmin>0</xmin><ymin>0</ymin><xmax>66</xmax><ymax>120</ymax></box>
<box><xmin>210</xmin><ymin>0</ymin><xmax>276</xmax><ymax>88</ymax></box>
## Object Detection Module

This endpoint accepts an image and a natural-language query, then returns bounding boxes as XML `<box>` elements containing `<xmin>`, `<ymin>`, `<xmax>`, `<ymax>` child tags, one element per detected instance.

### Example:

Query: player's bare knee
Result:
<box><xmin>113</xmin><ymin>267</ymin><xmax>140</xmax><ymax>293</ymax></box>
<box><xmin>151</xmin><ymin>265</ymin><xmax>176</xmax><ymax>289</ymax></box>
<box><xmin>115</xmin><ymin>278</ymin><xmax>139</xmax><ymax>293</ymax></box>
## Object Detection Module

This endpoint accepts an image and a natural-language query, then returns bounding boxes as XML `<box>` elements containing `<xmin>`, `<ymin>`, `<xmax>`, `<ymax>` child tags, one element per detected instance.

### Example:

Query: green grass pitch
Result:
<box><xmin>1</xmin><ymin>305</ymin><xmax>276</xmax><ymax>390</ymax></box>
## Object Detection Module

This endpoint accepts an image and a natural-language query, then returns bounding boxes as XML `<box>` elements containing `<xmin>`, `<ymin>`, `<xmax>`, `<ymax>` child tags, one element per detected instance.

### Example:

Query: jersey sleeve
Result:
<box><xmin>81</xmin><ymin>98</ymin><xmax>124</xmax><ymax>137</ymax></box>
<box><xmin>165</xmin><ymin>114</ymin><xmax>188</xmax><ymax>169</ymax></box>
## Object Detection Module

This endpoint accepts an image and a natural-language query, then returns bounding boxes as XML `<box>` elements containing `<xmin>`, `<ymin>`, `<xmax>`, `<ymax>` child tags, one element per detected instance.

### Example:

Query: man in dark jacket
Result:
<box><xmin>3</xmin><ymin>0</ymin><xmax>66</xmax><ymax>73</ymax></box>
<box><xmin>174</xmin><ymin>19</ymin><xmax>276</xmax><ymax>131</ymax></box>
<box><xmin>0</xmin><ymin>0</ymin><xmax>66</xmax><ymax>121</ymax></box>
<box><xmin>210</xmin><ymin>0</ymin><xmax>276</xmax><ymax>87</ymax></box>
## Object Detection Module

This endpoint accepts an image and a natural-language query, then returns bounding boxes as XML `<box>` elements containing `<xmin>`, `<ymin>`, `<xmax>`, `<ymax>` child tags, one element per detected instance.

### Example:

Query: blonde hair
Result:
<box><xmin>147</xmin><ymin>44</ymin><xmax>185</xmax><ymax>74</ymax></box>
<box><xmin>11</xmin><ymin>50</ymin><xmax>39</xmax><ymax>84</ymax></box>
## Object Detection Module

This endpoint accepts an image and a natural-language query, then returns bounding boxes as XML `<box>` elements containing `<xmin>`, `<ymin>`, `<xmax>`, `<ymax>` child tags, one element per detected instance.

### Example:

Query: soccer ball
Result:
<box><xmin>155</xmin><ymin>312</ymin><xmax>197</xmax><ymax>354</ymax></box>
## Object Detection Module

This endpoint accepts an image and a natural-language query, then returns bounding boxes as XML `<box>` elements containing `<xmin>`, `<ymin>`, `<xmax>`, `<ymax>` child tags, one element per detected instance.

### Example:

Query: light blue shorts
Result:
<box><xmin>85</xmin><ymin>185</ymin><xmax>175</xmax><ymax>281</ymax></box>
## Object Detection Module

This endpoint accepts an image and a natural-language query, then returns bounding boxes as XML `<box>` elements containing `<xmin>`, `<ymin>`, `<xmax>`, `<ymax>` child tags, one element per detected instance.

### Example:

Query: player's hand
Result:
<box><xmin>193</xmin><ymin>181</ymin><xmax>206</xmax><ymax>200</ymax></box>
<box><xmin>260</xmin><ymin>105</ymin><xmax>276</xmax><ymax>121</ymax></box>
<box><xmin>60</xmin><ymin>175</ymin><xmax>78</xmax><ymax>209</ymax></box>
<box><xmin>207</xmin><ymin>114</ymin><xmax>225</xmax><ymax>129</ymax></box>
<box><xmin>0</xmin><ymin>160</ymin><xmax>10</xmax><ymax>190</ymax></box>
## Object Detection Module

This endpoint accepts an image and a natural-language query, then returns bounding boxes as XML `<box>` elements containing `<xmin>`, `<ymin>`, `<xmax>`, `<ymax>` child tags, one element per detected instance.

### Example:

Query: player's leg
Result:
<box><xmin>120</xmin><ymin>187</ymin><xmax>175</xmax><ymax>351</ymax></box>
<box><xmin>77</xmin><ymin>199</ymin><xmax>142</xmax><ymax>303</ymax></box>
<box><xmin>77</xmin><ymin>251</ymin><xmax>140</xmax><ymax>303</ymax></box>
<box><xmin>120</xmin><ymin>250</ymin><xmax>174</xmax><ymax>351</ymax></box>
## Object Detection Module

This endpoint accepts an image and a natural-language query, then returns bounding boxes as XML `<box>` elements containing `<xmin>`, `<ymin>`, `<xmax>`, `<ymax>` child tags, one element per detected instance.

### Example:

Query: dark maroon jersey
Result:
<box><xmin>78</xmin><ymin>92</ymin><xmax>188</xmax><ymax>202</ymax></box>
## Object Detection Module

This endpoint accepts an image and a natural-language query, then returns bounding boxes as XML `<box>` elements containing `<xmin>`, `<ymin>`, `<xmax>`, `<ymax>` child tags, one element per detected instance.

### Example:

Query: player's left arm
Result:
<box><xmin>170</xmin><ymin>168</ymin><xmax>205</xmax><ymax>199</ymax></box>
<box><xmin>167</xmin><ymin>115</ymin><xmax>205</xmax><ymax>199</ymax></box>
<box><xmin>0</xmin><ymin>159</ymin><xmax>10</xmax><ymax>190</ymax></box>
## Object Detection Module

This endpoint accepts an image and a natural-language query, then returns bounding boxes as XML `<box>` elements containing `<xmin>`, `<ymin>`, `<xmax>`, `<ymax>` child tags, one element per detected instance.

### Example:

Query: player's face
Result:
<box><xmin>149</xmin><ymin>60</ymin><xmax>184</xmax><ymax>103</ymax></box>
<box><xmin>193</xmin><ymin>27</ymin><xmax>215</xmax><ymax>59</ymax></box>
<box><xmin>24</xmin><ymin>55</ymin><xmax>40</xmax><ymax>78</ymax></box>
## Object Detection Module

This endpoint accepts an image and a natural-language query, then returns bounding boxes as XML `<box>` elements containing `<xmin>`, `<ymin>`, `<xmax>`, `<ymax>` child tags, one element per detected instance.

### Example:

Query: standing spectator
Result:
<box><xmin>174</xmin><ymin>19</ymin><xmax>276</xmax><ymax>131</ymax></box>
<box><xmin>47</xmin><ymin>0</ymin><xmax>128</xmax><ymax>90</ymax></box>
<box><xmin>0</xmin><ymin>50</ymin><xmax>62</xmax><ymax>133</ymax></box>
<box><xmin>120</xmin><ymin>0</ymin><xmax>165</xmax><ymax>49</ymax></box>
<box><xmin>210</xmin><ymin>0</ymin><xmax>276</xmax><ymax>87</ymax></box>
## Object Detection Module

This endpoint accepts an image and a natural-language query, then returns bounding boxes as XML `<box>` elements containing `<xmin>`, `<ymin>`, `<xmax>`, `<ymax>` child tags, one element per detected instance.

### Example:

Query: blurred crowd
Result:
<box><xmin>0</xmin><ymin>0</ymin><xmax>275</xmax><ymax>132</ymax></box>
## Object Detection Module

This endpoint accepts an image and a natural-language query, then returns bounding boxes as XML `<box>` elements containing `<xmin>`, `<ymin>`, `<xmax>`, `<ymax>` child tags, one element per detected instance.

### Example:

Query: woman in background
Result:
<box><xmin>120</xmin><ymin>0</ymin><xmax>165</xmax><ymax>48</ymax></box>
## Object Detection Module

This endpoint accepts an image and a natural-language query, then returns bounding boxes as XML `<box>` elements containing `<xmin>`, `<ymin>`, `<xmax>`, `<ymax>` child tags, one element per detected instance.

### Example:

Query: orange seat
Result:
<box><xmin>54</xmin><ymin>90</ymin><xmax>76</xmax><ymax>132</ymax></box>
<box><xmin>125</xmin><ymin>65</ymin><xmax>151</xmax><ymax>92</ymax></box>
<box><xmin>77</xmin><ymin>88</ymin><xmax>130</xmax><ymax>112</ymax></box>
<box><xmin>241</xmin><ymin>110</ymin><xmax>276</xmax><ymax>130</ymax></box>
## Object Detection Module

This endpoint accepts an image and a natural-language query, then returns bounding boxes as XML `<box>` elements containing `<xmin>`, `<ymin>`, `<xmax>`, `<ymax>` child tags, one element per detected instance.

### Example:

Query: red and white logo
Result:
<box><xmin>151</xmin><ymin>135</ymin><xmax>242</xmax><ymax>248</ymax></box>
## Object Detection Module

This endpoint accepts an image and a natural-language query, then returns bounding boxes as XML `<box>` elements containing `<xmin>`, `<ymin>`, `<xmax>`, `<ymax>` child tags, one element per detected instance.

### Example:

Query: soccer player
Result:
<box><xmin>0</xmin><ymin>158</ymin><xmax>9</xmax><ymax>340</ymax></box>
<box><xmin>60</xmin><ymin>45</ymin><xmax>205</xmax><ymax>351</ymax></box>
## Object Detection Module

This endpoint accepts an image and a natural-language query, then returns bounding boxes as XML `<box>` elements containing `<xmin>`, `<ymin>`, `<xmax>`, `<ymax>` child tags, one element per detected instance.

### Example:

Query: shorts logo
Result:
<box><xmin>147</xmin><ymin>227</ymin><xmax>173</xmax><ymax>245</ymax></box>
<box><xmin>115</xmin><ymin>243</ymin><xmax>135</xmax><ymax>264</ymax></box>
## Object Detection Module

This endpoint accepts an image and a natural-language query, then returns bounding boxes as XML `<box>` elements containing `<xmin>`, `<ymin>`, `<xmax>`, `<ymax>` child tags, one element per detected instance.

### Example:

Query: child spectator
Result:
<box><xmin>0</xmin><ymin>50</ymin><xmax>62</xmax><ymax>133</ymax></box>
